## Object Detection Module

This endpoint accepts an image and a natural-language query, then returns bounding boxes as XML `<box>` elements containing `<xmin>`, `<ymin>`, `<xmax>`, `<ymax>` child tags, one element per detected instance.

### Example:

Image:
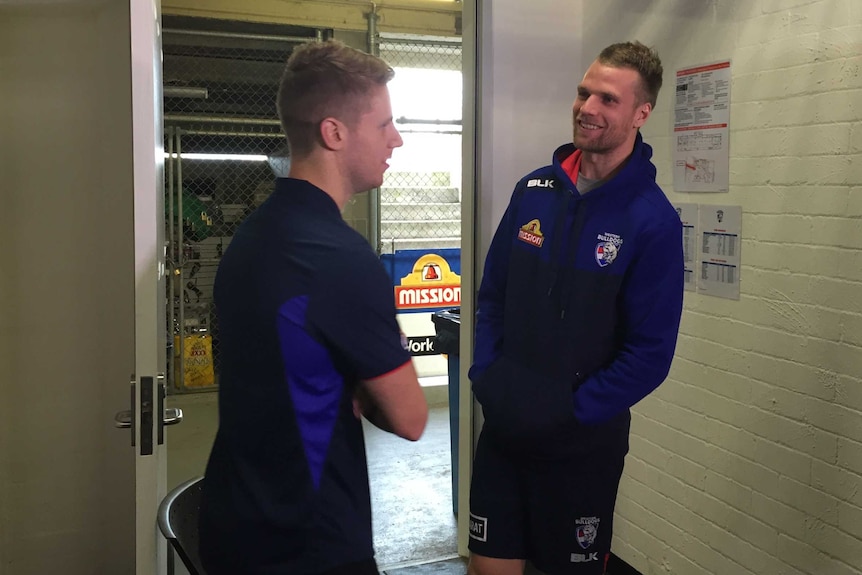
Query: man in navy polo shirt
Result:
<box><xmin>198</xmin><ymin>40</ymin><xmax>428</xmax><ymax>575</ymax></box>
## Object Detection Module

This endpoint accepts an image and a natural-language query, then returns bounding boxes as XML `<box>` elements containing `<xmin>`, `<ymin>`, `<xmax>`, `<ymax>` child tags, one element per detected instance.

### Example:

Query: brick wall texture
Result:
<box><xmin>579</xmin><ymin>2</ymin><xmax>862</xmax><ymax>573</ymax></box>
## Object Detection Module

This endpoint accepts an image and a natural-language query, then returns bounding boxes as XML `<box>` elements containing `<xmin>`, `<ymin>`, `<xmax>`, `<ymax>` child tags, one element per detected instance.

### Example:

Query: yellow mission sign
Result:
<box><xmin>394</xmin><ymin>253</ymin><xmax>461</xmax><ymax>310</ymax></box>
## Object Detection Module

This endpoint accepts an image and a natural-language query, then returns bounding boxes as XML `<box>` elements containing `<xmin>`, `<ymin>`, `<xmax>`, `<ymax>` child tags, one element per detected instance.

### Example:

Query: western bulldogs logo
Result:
<box><xmin>575</xmin><ymin>517</ymin><xmax>600</xmax><ymax>549</ymax></box>
<box><xmin>576</xmin><ymin>523</ymin><xmax>597</xmax><ymax>549</ymax></box>
<box><xmin>595</xmin><ymin>232</ymin><xmax>623</xmax><ymax>267</ymax></box>
<box><xmin>595</xmin><ymin>242</ymin><xmax>618</xmax><ymax>267</ymax></box>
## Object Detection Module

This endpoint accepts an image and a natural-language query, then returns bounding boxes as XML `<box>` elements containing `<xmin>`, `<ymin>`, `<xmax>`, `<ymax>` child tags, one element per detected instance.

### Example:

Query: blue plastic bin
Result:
<box><xmin>432</xmin><ymin>307</ymin><xmax>460</xmax><ymax>516</ymax></box>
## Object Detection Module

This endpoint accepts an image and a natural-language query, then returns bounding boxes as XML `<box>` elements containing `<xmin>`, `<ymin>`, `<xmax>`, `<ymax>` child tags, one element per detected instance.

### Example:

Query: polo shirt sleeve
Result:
<box><xmin>306</xmin><ymin>246</ymin><xmax>410</xmax><ymax>381</ymax></box>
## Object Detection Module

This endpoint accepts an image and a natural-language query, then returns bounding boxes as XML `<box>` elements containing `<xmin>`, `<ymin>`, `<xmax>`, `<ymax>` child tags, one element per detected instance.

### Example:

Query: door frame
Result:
<box><xmin>130</xmin><ymin>0</ymin><xmax>168</xmax><ymax>572</ymax></box>
<box><xmin>457</xmin><ymin>0</ymin><xmax>479</xmax><ymax>557</ymax></box>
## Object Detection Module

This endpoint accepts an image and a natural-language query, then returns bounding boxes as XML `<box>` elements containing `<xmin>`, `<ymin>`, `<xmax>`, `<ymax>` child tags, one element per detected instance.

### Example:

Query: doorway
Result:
<box><xmin>161</xmin><ymin>15</ymin><xmax>465</xmax><ymax>571</ymax></box>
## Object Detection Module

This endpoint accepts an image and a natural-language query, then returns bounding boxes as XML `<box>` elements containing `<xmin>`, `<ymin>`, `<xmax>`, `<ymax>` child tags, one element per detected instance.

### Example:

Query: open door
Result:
<box><xmin>0</xmin><ymin>1</ymin><xmax>170</xmax><ymax>573</ymax></box>
<box><xmin>113</xmin><ymin>1</ymin><xmax>173</xmax><ymax>571</ymax></box>
<box><xmin>129</xmin><ymin>0</ymin><xmax>171</xmax><ymax>572</ymax></box>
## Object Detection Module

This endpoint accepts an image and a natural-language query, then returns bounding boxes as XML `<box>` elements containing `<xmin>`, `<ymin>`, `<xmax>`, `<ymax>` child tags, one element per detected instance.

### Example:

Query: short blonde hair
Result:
<box><xmin>276</xmin><ymin>40</ymin><xmax>395</xmax><ymax>157</ymax></box>
<box><xmin>598</xmin><ymin>41</ymin><xmax>663</xmax><ymax>108</ymax></box>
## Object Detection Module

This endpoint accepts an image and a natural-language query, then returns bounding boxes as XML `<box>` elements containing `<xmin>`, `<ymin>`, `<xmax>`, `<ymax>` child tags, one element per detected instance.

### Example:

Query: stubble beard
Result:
<box><xmin>573</xmin><ymin>125</ymin><xmax>612</xmax><ymax>154</ymax></box>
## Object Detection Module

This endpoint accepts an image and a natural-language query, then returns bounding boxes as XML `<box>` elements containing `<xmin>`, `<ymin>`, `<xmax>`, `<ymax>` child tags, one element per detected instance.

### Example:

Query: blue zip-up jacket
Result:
<box><xmin>470</xmin><ymin>133</ymin><xmax>684</xmax><ymax>458</ymax></box>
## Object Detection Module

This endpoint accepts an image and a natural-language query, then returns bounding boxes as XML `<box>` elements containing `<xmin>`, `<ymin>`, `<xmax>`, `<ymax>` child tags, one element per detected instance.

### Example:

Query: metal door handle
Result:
<box><xmin>114</xmin><ymin>410</ymin><xmax>132</xmax><ymax>428</ymax></box>
<box><xmin>114</xmin><ymin>407</ymin><xmax>183</xmax><ymax>428</ymax></box>
<box><xmin>163</xmin><ymin>407</ymin><xmax>183</xmax><ymax>426</ymax></box>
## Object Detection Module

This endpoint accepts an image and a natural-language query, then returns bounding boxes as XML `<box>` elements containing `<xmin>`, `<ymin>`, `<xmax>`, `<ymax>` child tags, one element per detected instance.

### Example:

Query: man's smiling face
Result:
<box><xmin>572</xmin><ymin>61</ymin><xmax>650</xmax><ymax>156</ymax></box>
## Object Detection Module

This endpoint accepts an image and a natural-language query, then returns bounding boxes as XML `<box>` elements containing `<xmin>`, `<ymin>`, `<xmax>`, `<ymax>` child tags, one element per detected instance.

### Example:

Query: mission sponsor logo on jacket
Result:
<box><xmin>517</xmin><ymin>219</ymin><xmax>545</xmax><ymax>248</ymax></box>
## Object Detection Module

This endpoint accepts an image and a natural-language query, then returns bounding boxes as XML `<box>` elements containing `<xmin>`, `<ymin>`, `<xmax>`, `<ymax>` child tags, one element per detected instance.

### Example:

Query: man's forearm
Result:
<box><xmin>361</xmin><ymin>401</ymin><xmax>395</xmax><ymax>433</ymax></box>
<box><xmin>354</xmin><ymin>387</ymin><xmax>395</xmax><ymax>433</ymax></box>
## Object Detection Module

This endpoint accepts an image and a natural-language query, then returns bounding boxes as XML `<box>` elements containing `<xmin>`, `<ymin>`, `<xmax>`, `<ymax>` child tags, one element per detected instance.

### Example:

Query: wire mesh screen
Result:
<box><xmin>377</xmin><ymin>37</ymin><xmax>463</xmax><ymax>255</ymax></box>
<box><xmin>163</xmin><ymin>20</ymin><xmax>315</xmax><ymax>392</ymax></box>
<box><xmin>379</xmin><ymin>38</ymin><xmax>462</xmax><ymax>70</ymax></box>
<box><xmin>162</xmin><ymin>21</ymin><xmax>462</xmax><ymax>392</ymax></box>
<box><xmin>166</xmin><ymin>131</ymin><xmax>280</xmax><ymax>392</ymax></box>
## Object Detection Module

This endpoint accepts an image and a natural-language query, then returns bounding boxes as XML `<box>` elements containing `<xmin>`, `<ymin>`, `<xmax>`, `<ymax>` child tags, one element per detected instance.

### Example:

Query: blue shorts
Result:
<box><xmin>468</xmin><ymin>425</ymin><xmax>627</xmax><ymax>574</ymax></box>
<box><xmin>319</xmin><ymin>558</ymin><xmax>379</xmax><ymax>575</ymax></box>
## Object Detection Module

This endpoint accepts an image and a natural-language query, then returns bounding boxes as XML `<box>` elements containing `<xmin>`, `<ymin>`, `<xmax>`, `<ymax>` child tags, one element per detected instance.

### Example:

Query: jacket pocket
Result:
<box><xmin>471</xmin><ymin>355</ymin><xmax>578</xmax><ymax>450</ymax></box>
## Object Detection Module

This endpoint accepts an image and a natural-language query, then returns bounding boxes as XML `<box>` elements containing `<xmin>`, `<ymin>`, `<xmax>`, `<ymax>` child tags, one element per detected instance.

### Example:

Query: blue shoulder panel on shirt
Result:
<box><xmin>277</xmin><ymin>295</ymin><xmax>343</xmax><ymax>490</ymax></box>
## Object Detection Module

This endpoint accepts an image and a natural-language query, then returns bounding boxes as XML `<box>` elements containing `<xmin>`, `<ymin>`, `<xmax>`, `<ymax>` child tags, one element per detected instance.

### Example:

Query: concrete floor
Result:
<box><xmin>364</xmin><ymin>407</ymin><xmax>458</xmax><ymax>569</ymax></box>
<box><xmin>165</xmin><ymin>382</ymin><xmax>459</xmax><ymax>573</ymax></box>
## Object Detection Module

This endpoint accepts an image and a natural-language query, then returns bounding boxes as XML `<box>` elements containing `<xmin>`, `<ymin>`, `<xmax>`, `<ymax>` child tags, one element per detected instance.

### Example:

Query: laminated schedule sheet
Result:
<box><xmin>673</xmin><ymin>61</ymin><xmax>731</xmax><ymax>193</ymax></box>
<box><xmin>673</xmin><ymin>203</ymin><xmax>699</xmax><ymax>292</ymax></box>
<box><xmin>697</xmin><ymin>205</ymin><xmax>741</xmax><ymax>299</ymax></box>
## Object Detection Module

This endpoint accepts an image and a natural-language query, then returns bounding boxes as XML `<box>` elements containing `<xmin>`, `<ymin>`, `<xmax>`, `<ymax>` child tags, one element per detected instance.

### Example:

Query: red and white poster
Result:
<box><xmin>673</xmin><ymin>60</ymin><xmax>731</xmax><ymax>193</ymax></box>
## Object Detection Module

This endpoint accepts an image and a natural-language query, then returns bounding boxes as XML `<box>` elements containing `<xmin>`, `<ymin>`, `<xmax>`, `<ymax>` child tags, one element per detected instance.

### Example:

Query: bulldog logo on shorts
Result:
<box><xmin>575</xmin><ymin>517</ymin><xmax>600</xmax><ymax>549</ymax></box>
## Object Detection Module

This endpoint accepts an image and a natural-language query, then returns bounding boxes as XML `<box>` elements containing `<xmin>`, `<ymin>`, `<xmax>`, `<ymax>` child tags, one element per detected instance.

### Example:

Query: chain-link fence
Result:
<box><xmin>162</xmin><ymin>17</ymin><xmax>462</xmax><ymax>392</ymax></box>
<box><xmin>163</xmin><ymin>18</ymin><xmax>317</xmax><ymax>392</ymax></box>
<box><xmin>378</xmin><ymin>37</ymin><xmax>463</xmax><ymax>255</ymax></box>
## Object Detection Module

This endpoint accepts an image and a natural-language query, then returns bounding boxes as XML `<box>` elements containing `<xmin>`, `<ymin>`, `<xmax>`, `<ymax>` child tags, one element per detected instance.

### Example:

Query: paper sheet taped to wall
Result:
<box><xmin>673</xmin><ymin>61</ymin><xmax>731</xmax><ymax>193</ymax></box>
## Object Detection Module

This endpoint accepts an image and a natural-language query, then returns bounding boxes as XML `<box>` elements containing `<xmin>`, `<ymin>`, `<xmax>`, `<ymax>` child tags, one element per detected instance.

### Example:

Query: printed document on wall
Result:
<box><xmin>673</xmin><ymin>203</ymin><xmax>698</xmax><ymax>292</ymax></box>
<box><xmin>673</xmin><ymin>61</ymin><xmax>731</xmax><ymax>193</ymax></box>
<box><xmin>697</xmin><ymin>205</ymin><xmax>741</xmax><ymax>300</ymax></box>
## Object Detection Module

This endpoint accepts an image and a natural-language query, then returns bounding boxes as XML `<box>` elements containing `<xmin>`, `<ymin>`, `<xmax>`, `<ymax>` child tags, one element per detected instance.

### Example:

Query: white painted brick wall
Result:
<box><xmin>579</xmin><ymin>1</ymin><xmax>862</xmax><ymax>573</ymax></box>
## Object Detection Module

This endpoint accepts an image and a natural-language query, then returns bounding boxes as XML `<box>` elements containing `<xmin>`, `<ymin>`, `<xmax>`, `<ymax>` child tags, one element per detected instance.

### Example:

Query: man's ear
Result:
<box><xmin>319</xmin><ymin>117</ymin><xmax>346</xmax><ymax>151</ymax></box>
<box><xmin>633</xmin><ymin>102</ymin><xmax>652</xmax><ymax>129</ymax></box>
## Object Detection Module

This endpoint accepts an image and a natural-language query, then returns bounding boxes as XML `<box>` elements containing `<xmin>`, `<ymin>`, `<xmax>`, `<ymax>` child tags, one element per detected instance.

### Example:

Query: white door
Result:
<box><xmin>0</xmin><ymin>1</ymin><xmax>167</xmax><ymax>573</ymax></box>
<box><xmin>130</xmin><ymin>0</ymin><xmax>170</xmax><ymax>573</ymax></box>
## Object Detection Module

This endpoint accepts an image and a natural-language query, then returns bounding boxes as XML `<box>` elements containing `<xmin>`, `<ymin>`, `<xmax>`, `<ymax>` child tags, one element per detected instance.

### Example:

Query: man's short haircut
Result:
<box><xmin>597</xmin><ymin>41</ymin><xmax>663</xmax><ymax>109</ymax></box>
<box><xmin>276</xmin><ymin>40</ymin><xmax>395</xmax><ymax>158</ymax></box>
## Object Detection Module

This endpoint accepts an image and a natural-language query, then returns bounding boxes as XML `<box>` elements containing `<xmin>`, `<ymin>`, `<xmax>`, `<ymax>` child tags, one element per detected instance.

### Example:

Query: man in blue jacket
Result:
<box><xmin>468</xmin><ymin>41</ymin><xmax>684</xmax><ymax>575</ymax></box>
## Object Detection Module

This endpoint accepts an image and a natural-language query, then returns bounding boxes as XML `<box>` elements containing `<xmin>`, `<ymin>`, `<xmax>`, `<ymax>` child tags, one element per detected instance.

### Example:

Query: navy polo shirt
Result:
<box><xmin>199</xmin><ymin>178</ymin><xmax>410</xmax><ymax>575</ymax></box>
